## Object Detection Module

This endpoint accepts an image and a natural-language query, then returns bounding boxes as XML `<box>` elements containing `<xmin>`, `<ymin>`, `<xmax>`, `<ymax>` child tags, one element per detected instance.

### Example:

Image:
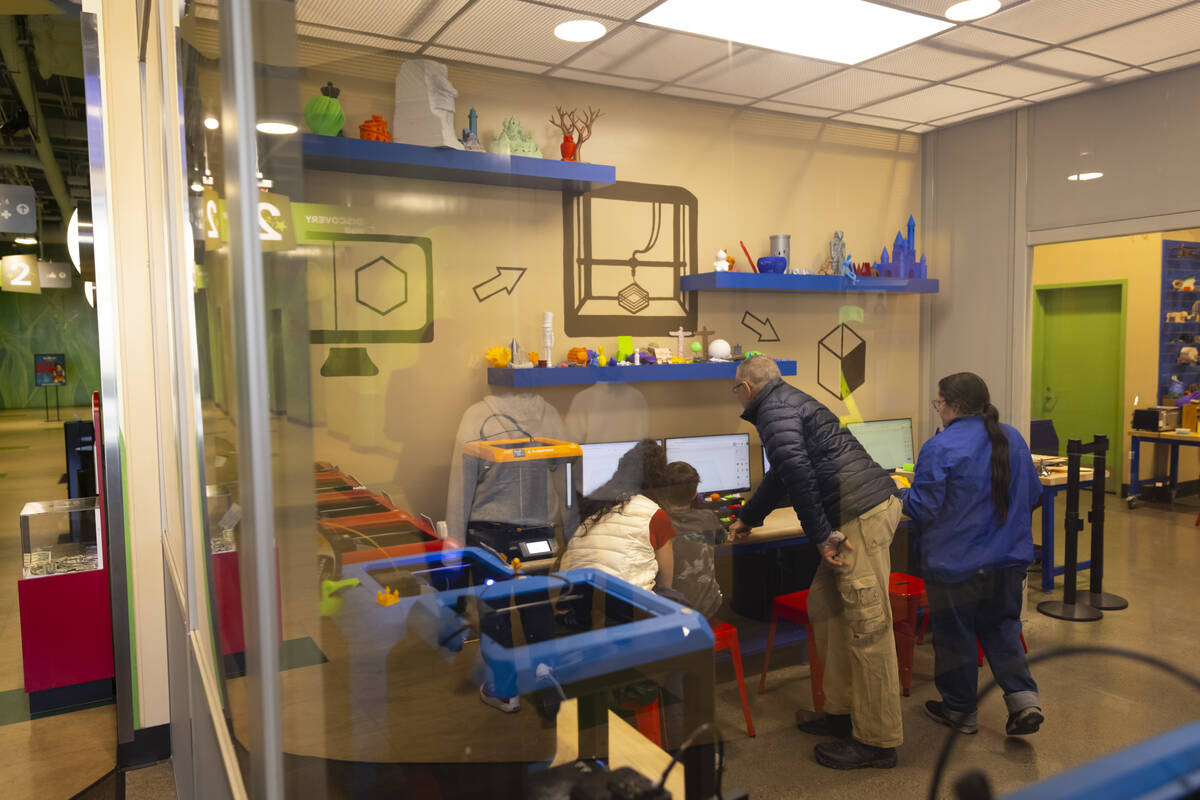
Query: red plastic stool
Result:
<box><xmin>889</xmin><ymin>573</ymin><xmax>928</xmax><ymax>697</ymax></box>
<box><xmin>713</xmin><ymin>622</ymin><xmax>756</xmax><ymax>737</ymax></box>
<box><xmin>976</xmin><ymin>632</ymin><xmax>1029</xmax><ymax>667</ymax></box>
<box><xmin>758</xmin><ymin>590</ymin><xmax>825</xmax><ymax>713</ymax></box>
<box><xmin>620</xmin><ymin>695</ymin><xmax>664</xmax><ymax>747</ymax></box>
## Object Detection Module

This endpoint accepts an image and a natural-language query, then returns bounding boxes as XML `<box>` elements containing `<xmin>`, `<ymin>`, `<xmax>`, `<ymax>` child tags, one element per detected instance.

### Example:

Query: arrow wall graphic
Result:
<box><xmin>741</xmin><ymin>311</ymin><xmax>780</xmax><ymax>342</ymax></box>
<box><xmin>473</xmin><ymin>266</ymin><xmax>527</xmax><ymax>302</ymax></box>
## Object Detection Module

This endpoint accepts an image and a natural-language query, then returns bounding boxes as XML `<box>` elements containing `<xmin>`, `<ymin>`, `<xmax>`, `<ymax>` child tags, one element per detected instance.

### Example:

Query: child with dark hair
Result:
<box><xmin>655</xmin><ymin>461</ymin><xmax>726</xmax><ymax>621</ymax></box>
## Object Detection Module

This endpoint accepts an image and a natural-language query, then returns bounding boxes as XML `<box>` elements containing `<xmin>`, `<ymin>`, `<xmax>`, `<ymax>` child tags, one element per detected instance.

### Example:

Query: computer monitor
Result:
<box><xmin>846</xmin><ymin>419</ymin><xmax>915</xmax><ymax>471</ymax></box>
<box><xmin>665</xmin><ymin>434</ymin><xmax>751</xmax><ymax>495</ymax></box>
<box><xmin>580</xmin><ymin>440</ymin><xmax>652</xmax><ymax>497</ymax></box>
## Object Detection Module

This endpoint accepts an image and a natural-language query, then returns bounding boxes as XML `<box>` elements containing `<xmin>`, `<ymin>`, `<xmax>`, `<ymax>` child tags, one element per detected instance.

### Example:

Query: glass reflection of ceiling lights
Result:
<box><xmin>203</xmin><ymin>115</ymin><xmax>219</xmax><ymax>130</ymax></box>
<box><xmin>14</xmin><ymin>236</ymin><xmax>37</xmax><ymax>245</ymax></box>
<box><xmin>1067</xmin><ymin>172</ymin><xmax>1103</xmax><ymax>181</ymax></box>
<box><xmin>639</xmin><ymin>0</ymin><xmax>953</xmax><ymax>64</ymax></box>
<box><xmin>944</xmin><ymin>0</ymin><xmax>1000</xmax><ymax>22</ymax></box>
<box><xmin>554</xmin><ymin>20</ymin><xmax>606</xmax><ymax>42</ymax></box>
<box><xmin>256</xmin><ymin>120</ymin><xmax>298</xmax><ymax>135</ymax></box>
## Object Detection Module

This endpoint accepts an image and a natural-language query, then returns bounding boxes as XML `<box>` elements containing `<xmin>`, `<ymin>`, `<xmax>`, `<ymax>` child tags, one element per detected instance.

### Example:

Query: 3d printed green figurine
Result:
<box><xmin>304</xmin><ymin>81</ymin><xmax>345</xmax><ymax>136</ymax></box>
<box><xmin>490</xmin><ymin>117</ymin><xmax>542</xmax><ymax>158</ymax></box>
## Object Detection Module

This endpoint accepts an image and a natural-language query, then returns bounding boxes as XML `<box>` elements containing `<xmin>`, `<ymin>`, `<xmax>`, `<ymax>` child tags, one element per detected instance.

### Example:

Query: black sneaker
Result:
<box><xmin>795</xmin><ymin>712</ymin><xmax>852</xmax><ymax>738</ymax></box>
<box><xmin>1006</xmin><ymin>706</ymin><xmax>1044</xmax><ymax>736</ymax></box>
<box><xmin>924</xmin><ymin>700</ymin><xmax>978</xmax><ymax>734</ymax></box>
<box><xmin>813</xmin><ymin>738</ymin><xmax>897</xmax><ymax>770</ymax></box>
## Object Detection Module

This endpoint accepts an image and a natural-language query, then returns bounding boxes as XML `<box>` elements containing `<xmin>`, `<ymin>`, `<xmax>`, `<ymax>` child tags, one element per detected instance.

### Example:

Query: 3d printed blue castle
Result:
<box><xmin>876</xmin><ymin>215</ymin><xmax>927</xmax><ymax>279</ymax></box>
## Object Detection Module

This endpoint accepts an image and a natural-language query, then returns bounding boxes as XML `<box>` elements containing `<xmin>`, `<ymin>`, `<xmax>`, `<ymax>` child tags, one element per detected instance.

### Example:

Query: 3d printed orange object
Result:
<box><xmin>359</xmin><ymin>114</ymin><xmax>392</xmax><ymax>142</ymax></box>
<box><xmin>567</xmin><ymin>346</ymin><xmax>589</xmax><ymax>365</ymax></box>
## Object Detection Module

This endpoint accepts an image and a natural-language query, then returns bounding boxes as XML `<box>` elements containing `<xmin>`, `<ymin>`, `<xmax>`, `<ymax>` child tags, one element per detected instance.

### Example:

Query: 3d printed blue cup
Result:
<box><xmin>757</xmin><ymin>256</ymin><xmax>787</xmax><ymax>273</ymax></box>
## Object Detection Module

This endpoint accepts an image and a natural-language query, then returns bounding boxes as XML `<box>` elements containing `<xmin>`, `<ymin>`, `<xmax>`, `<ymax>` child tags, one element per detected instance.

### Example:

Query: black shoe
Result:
<box><xmin>924</xmin><ymin>701</ymin><xmax>978</xmax><ymax>735</ymax></box>
<box><xmin>813</xmin><ymin>738</ymin><xmax>897</xmax><ymax>770</ymax></box>
<box><xmin>795</xmin><ymin>712</ymin><xmax>852</xmax><ymax>738</ymax></box>
<box><xmin>1006</xmin><ymin>706</ymin><xmax>1044</xmax><ymax>736</ymax></box>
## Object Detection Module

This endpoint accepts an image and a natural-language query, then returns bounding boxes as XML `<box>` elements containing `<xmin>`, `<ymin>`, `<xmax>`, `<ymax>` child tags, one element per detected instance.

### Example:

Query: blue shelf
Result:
<box><xmin>301</xmin><ymin>133</ymin><xmax>616</xmax><ymax>193</ymax></box>
<box><xmin>680</xmin><ymin>272</ymin><xmax>939</xmax><ymax>294</ymax></box>
<box><xmin>488</xmin><ymin>360</ymin><xmax>797</xmax><ymax>387</ymax></box>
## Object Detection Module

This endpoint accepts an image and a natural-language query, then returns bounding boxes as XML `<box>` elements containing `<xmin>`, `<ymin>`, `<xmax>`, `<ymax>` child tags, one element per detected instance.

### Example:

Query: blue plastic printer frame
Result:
<box><xmin>1003</xmin><ymin>721</ymin><xmax>1200</xmax><ymax>800</ymax></box>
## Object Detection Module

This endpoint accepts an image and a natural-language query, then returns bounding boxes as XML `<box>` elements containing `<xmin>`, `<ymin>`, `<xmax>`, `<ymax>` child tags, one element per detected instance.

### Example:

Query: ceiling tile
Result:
<box><xmin>567</xmin><ymin>25</ymin><xmax>735</xmax><ymax>83</ymax></box>
<box><xmin>295</xmin><ymin>0</ymin><xmax>471</xmax><ymax>42</ymax></box>
<box><xmin>930</xmin><ymin>97</ymin><xmax>1029</xmax><ymax>125</ymax></box>
<box><xmin>935</xmin><ymin>25</ymin><xmax>1047</xmax><ymax>58</ymax></box>
<box><xmin>431</xmin><ymin>0</ymin><xmax>598</xmax><ymax>62</ymax></box>
<box><xmin>951</xmin><ymin>62</ymin><xmax>1073</xmax><ymax>95</ymax></box>
<box><xmin>547</xmin><ymin>67</ymin><xmax>660</xmax><ymax>91</ymax></box>
<box><xmin>1018</xmin><ymin>47</ymin><xmax>1126</xmax><ymax>77</ymax></box>
<box><xmin>296</xmin><ymin>23</ymin><xmax>420</xmax><ymax>51</ymax></box>
<box><xmin>1023</xmin><ymin>81</ymin><xmax>1092</xmax><ymax>102</ymax></box>
<box><xmin>423</xmin><ymin>46</ymin><xmax>550</xmax><ymax>73</ymax></box>
<box><xmin>975</xmin><ymin>0</ymin><xmax>1189</xmax><ymax>44</ymax></box>
<box><xmin>1098</xmin><ymin>66</ymin><xmax>1152</xmax><ymax>82</ymax></box>
<box><xmin>1143</xmin><ymin>49</ymin><xmax>1200</xmax><ymax>72</ymax></box>
<box><xmin>1071</xmin><ymin>3</ymin><xmax>1200</xmax><ymax>64</ymax></box>
<box><xmin>751</xmin><ymin>100</ymin><xmax>839</xmax><ymax>117</ymax></box>
<box><xmin>875</xmin><ymin>0</ymin><xmax>1019</xmax><ymax>14</ymax></box>
<box><xmin>521</xmin><ymin>0</ymin><xmax>659</xmax><ymax>19</ymax></box>
<box><xmin>857</xmin><ymin>25</ymin><xmax>1043</xmax><ymax>81</ymax></box>
<box><xmin>678</xmin><ymin>49</ymin><xmax>840</xmax><ymax>97</ymax></box>
<box><xmin>833</xmin><ymin>112</ymin><xmax>915</xmax><ymax>130</ymax></box>
<box><xmin>657</xmin><ymin>85</ymin><xmax>753</xmax><ymax>105</ymax></box>
<box><xmin>857</xmin><ymin>83</ymin><xmax>1010</xmax><ymax>122</ymax></box>
<box><xmin>907</xmin><ymin>123</ymin><xmax>936</xmax><ymax>132</ymax></box>
<box><xmin>772</xmin><ymin>69</ymin><xmax>930</xmax><ymax>111</ymax></box>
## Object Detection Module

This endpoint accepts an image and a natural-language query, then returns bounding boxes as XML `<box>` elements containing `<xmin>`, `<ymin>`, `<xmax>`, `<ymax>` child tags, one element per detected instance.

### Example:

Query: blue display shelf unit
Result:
<box><xmin>1159</xmin><ymin>240</ymin><xmax>1200</xmax><ymax>400</ymax></box>
<box><xmin>488</xmin><ymin>359</ymin><xmax>797</xmax><ymax>387</ymax></box>
<box><xmin>301</xmin><ymin>133</ymin><xmax>616</xmax><ymax>193</ymax></box>
<box><xmin>680</xmin><ymin>272</ymin><xmax>938</xmax><ymax>294</ymax></box>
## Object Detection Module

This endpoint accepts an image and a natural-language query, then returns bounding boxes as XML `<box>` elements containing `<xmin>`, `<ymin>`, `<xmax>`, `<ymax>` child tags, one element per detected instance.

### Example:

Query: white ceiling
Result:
<box><xmin>279</xmin><ymin>0</ymin><xmax>1200</xmax><ymax>132</ymax></box>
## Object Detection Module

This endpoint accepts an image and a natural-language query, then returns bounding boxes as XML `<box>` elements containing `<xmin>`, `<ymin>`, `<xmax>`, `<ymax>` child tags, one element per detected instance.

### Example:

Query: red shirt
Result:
<box><xmin>649</xmin><ymin>508</ymin><xmax>678</xmax><ymax>550</ymax></box>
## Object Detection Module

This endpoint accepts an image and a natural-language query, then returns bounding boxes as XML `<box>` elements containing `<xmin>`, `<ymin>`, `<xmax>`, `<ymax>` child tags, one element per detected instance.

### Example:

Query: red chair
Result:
<box><xmin>758</xmin><ymin>590</ymin><xmax>825</xmax><ymax>713</ymax></box>
<box><xmin>713</xmin><ymin>622</ymin><xmax>756</xmax><ymax>737</ymax></box>
<box><xmin>976</xmin><ymin>633</ymin><xmax>1029</xmax><ymax>667</ymax></box>
<box><xmin>889</xmin><ymin>573</ymin><xmax>927</xmax><ymax>697</ymax></box>
<box><xmin>619</xmin><ymin>696</ymin><xmax>664</xmax><ymax>748</ymax></box>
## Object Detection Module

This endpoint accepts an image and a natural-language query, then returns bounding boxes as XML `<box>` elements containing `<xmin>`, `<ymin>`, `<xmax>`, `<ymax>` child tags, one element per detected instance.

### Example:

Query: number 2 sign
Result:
<box><xmin>202</xmin><ymin>189</ymin><xmax>295</xmax><ymax>253</ymax></box>
<box><xmin>1</xmin><ymin>254</ymin><xmax>41</xmax><ymax>294</ymax></box>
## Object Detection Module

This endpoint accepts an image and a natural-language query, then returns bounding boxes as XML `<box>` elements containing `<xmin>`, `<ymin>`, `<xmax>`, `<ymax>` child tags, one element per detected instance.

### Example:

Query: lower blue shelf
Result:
<box><xmin>488</xmin><ymin>360</ymin><xmax>798</xmax><ymax>387</ymax></box>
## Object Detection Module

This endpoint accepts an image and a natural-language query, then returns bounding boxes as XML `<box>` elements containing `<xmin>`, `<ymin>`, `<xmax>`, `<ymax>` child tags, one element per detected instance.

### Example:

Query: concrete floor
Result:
<box><xmin>714</xmin><ymin>493</ymin><xmax>1200</xmax><ymax>799</ymax></box>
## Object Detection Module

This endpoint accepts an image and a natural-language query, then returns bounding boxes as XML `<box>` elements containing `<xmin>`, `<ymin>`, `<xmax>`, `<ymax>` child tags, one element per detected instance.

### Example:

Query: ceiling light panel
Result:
<box><xmin>751</xmin><ymin>100</ymin><xmax>839</xmax><ymax>117</ymax></box>
<box><xmin>975</xmin><ymin>0</ymin><xmax>1190</xmax><ymax>44</ymax></box>
<box><xmin>520</xmin><ymin>0</ymin><xmax>660</xmax><ymax>17</ymax></box>
<box><xmin>567</xmin><ymin>25</ymin><xmax>736</xmax><ymax>83</ymax></box>
<box><xmin>548</xmin><ymin>67</ymin><xmax>660</xmax><ymax>90</ymax></box>
<box><xmin>1018</xmin><ymin>48</ymin><xmax>1126</xmax><ymax>77</ymax></box>
<box><xmin>1143</xmin><ymin>49</ymin><xmax>1200</xmax><ymax>71</ymax></box>
<box><xmin>657</xmin><ymin>85</ymin><xmax>754</xmax><ymax>104</ymax></box>
<box><xmin>638</xmin><ymin>0</ymin><xmax>954</xmax><ymax>65</ymax></box>
<box><xmin>952</xmin><ymin>62</ymin><xmax>1076</xmax><ymax>96</ymax></box>
<box><xmin>678</xmin><ymin>49</ymin><xmax>840</xmax><ymax>97</ymax></box>
<box><xmin>295</xmin><ymin>23</ymin><xmax>420</xmax><ymax>51</ymax></box>
<box><xmin>295</xmin><ymin>0</ymin><xmax>470</xmax><ymax>42</ymax></box>
<box><xmin>1071</xmin><ymin>3</ymin><xmax>1200</xmax><ymax>64</ymax></box>
<box><xmin>773</xmin><ymin>69</ymin><xmax>930</xmax><ymax>111</ymax></box>
<box><xmin>423</xmin><ymin>46</ymin><xmax>551</xmax><ymax>73</ymax></box>
<box><xmin>834</xmin><ymin>112</ymin><xmax>916</xmax><ymax>130</ymax></box>
<box><xmin>433</xmin><ymin>0</ymin><xmax>602</xmax><ymax>62</ymax></box>
<box><xmin>857</xmin><ymin>83</ymin><xmax>1010</xmax><ymax>121</ymax></box>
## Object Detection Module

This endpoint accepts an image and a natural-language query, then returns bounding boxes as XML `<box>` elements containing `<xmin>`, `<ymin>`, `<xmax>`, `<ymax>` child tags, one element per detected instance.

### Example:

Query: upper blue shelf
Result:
<box><xmin>488</xmin><ymin>360</ymin><xmax>797</xmax><ymax>387</ymax></box>
<box><xmin>301</xmin><ymin>133</ymin><xmax>616</xmax><ymax>193</ymax></box>
<box><xmin>680</xmin><ymin>272</ymin><xmax>939</xmax><ymax>294</ymax></box>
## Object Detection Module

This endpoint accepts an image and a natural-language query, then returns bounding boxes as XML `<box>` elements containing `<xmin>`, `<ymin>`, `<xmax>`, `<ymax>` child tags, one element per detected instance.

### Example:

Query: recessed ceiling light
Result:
<box><xmin>204</xmin><ymin>116</ymin><xmax>220</xmax><ymax>130</ymax></box>
<box><xmin>14</xmin><ymin>236</ymin><xmax>37</xmax><ymax>245</ymax></box>
<box><xmin>638</xmin><ymin>0</ymin><xmax>953</xmax><ymax>65</ymax></box>
<box><xmin>1067</xmin><ymin>172</ymin><xmax>1103</xmax><ymax>181</ymax></box>
<box><xmin>190</xmin><ymin>181</ymin><xmax>204</xmax><ymax>192</ymax></box>
<box><xmin>944</xmin><ymin>0</ymin><xmax>1001</xmax><ymax>22</ymax></box>
<box><xmin>554</xmin><ymin>20</ymin><xmax>607</xmax><ymax>42</ymax></box>
<box><xmin>255</xmin><ymin>120</ymin><xmax>298</xmax><ymax>135</ymax></box>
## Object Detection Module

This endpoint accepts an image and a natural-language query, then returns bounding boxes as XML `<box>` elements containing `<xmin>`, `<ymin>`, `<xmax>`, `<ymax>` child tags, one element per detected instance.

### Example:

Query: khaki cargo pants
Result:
<box><xmin>806</xmin><ymin>495</ymin><xmax>904</xmax><ymax>748</ymax></box>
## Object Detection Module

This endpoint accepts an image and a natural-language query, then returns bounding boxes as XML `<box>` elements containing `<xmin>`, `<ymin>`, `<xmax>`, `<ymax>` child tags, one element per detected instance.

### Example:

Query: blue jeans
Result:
<box><xmin>926</xmin><ymin>566</ymin><xmax>1039</xmax><ymax>716</ymax></box>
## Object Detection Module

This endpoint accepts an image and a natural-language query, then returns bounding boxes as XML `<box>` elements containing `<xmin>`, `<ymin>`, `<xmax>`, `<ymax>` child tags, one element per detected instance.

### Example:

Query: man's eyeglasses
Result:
<box><xmin>931</xmin><ymin>398</ymin><xmax>945</xmax><ymax>412</ymax></box>
<box><xmin>731</xmin><ymin>381</ymin><xmax>748</xmax><ymax>395</ymax></box>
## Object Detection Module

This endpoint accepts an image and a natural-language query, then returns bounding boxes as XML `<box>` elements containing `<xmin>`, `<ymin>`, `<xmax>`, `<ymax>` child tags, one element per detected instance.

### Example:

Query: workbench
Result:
<box><xmin>1127</xmin><ymin>428</ymin><xmax>1200</xmax><ymax>508</ymax></box>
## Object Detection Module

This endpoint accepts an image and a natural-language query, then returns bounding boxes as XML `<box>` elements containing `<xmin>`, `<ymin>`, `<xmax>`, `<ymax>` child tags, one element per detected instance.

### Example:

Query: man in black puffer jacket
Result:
<box><xmin>729</xmin><ymin>357</ymin><xmax>904</xmax><ymax>769</ymax></box>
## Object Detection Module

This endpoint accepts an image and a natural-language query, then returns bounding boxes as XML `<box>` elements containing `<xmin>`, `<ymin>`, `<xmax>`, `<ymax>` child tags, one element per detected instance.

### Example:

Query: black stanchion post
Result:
<box><xmin>1038</xmin><ymin>438</ymin><xmax>1103</xmax><ymax>621</ymax></box>
<box><xmin>1082</xmin><ymin>435</ymin><xmax>1128</xmax><ymax>611</ymax></box>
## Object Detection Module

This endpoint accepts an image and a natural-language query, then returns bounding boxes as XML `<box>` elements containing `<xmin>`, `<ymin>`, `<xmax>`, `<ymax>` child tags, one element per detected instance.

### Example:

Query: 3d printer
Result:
<box><xmin>462</xmin><ymin>435</ymin><xmax>581</xmax><ymax>561</ymax></box>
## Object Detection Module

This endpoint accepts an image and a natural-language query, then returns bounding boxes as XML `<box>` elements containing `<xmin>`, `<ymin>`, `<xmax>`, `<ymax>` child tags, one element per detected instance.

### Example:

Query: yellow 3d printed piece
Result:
<box><xmin>376</xmin><ymin>586</ymin><xmax>400</xmax><ymax>607</ymax></box>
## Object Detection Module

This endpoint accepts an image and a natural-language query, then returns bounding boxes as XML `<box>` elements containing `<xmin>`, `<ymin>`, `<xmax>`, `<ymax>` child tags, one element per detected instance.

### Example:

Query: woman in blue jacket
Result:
<box><xmin>901</xmin><ymin>372</ymin><xmax>1044</xmax><ymax>737</ymax></box>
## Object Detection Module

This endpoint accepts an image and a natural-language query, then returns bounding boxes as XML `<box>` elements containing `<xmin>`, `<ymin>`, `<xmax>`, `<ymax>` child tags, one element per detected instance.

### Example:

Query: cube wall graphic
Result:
<box><xmin>817</xmin><ymin>323</ymin><xmax>866</xmax><ymax>400</ymax></box>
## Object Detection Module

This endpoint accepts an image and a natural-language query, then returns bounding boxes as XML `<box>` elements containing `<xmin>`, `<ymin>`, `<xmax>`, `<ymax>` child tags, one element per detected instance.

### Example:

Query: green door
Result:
<box><xmin>1032</xmin><ymin>283</ymin><xmax>1126</xmax><ymax>492</ymax></box>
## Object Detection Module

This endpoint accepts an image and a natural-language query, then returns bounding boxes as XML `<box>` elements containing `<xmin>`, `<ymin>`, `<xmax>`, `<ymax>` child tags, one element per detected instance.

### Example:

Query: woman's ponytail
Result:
<box><xmin>982</xmin><ymin>403</ymin><xmax>1011</xmax><ymax>523</ymax></box>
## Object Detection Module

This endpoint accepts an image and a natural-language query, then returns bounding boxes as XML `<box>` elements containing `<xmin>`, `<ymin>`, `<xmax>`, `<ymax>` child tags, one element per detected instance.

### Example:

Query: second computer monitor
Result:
<box><xmin>580</xmin><ymin>440</ymin><xmax>646</xmax><ymax>497</ymax></box>
<box><xmin>845</xmin><ymin>419</ymin><xmax>915</xmax><ymax>471</ymax></box>
<box><xmin>665</xmin><ymin>434</ymin><xmax>751</xmax><ymax>495</ymax></box>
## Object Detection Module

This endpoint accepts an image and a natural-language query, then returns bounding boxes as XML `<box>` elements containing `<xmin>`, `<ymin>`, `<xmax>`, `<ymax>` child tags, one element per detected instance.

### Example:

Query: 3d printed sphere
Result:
<box><xmin>709</xmin><ymin>339</ymin><xmax>732</xmax><ymax>360</ymax></box>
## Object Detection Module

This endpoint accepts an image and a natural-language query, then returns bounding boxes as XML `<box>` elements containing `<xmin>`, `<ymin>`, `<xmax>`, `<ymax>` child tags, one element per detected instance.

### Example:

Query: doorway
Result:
<box><xmin>1031</xmin><ymin>281</ymin><xmax>1126</xmax><ymax>492</ymax></box>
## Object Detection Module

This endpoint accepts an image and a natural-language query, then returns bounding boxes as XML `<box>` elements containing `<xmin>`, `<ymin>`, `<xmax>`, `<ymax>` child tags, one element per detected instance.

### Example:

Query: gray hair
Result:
<box><xmin>736</xmin><ymin>355</ymin><xmax>780</xmax><ymax>391</ymax></box>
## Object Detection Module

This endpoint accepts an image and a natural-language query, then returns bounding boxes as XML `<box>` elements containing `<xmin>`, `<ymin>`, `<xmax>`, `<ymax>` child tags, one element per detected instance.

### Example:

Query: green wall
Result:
<box><xmin>0</xmin><ymin>281</ymin><xmax>100</xmax><ymax>409</ymax></box>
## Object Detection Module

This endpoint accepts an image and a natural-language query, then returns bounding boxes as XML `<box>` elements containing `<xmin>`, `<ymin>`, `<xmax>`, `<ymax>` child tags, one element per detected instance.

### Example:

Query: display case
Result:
<box><xmin>16</xmin><ymin>496</ymin><xmax>114</xmax><ymax>713</ymax></box>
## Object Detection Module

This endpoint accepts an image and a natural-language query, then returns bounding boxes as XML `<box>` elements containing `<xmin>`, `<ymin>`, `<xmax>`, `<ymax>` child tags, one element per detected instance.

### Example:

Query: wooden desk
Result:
<box><xmin>1128</xmin><ymin>428</ymin><xmax>1200</xmax><ymax>507</ymax></box>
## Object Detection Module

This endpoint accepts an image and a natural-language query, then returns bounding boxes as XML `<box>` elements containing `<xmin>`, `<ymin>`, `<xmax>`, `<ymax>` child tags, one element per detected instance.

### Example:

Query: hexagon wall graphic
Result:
<box><xmin>355</xmin><ymin>256</ymin><xmax>408</xmax><ymax>315</ymax></box>
<box><xmin>617</xmin><ymin>282</ymin><xmax>651</xmax><ymax>314</ymax></box>
<box><xmin>817</xmin><ymin>323</ymin><xmax>866</xmax><ymax>400</ymax></box>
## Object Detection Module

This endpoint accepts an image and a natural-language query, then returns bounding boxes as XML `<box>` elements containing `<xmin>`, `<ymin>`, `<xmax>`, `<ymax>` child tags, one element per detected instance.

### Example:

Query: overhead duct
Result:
<box><xmin>0</xmin><ymin>16</ymin><xmax>75</xmax><ymax>223</ymax></box>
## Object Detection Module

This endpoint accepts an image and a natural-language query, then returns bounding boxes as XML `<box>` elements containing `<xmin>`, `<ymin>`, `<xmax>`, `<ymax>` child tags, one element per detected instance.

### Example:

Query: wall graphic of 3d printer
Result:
<box><xmin>562</xmin><ymin>181</ymin><xmax>698</xmax><ymax>336</ymax></box>
<box><xmin>307</xmin><ymin>232</ymin><xmax>435</xmax><ymax>377</ymax></box>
